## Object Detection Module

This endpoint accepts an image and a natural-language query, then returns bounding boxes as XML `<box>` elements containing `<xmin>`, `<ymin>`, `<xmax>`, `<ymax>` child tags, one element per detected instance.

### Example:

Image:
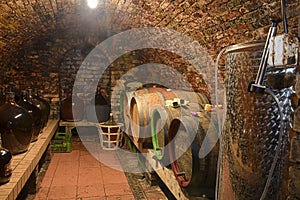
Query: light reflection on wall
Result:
<box><xmin>87</xmin><ymin>0</ymin><xmax>98</xmax><ymax>9</ymax></box>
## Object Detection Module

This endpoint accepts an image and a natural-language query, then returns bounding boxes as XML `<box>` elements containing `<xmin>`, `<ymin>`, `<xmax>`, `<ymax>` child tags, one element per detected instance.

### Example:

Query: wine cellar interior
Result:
<box><xmin>0</xmin><ymin>0</ymin><xmax>300</xmax><ymax>199</ymax></box>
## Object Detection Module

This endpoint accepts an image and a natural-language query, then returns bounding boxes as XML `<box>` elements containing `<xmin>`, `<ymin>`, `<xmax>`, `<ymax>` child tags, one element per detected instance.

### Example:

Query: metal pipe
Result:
<box><xmin>281</xmin><ymin>0</ymin><xmax>288</xmax><ymax>33</ymax></box>
<box><xmin>249</xmin><ymin>19</ymin><xmax>280</xmax><ymax>93</ymax></box>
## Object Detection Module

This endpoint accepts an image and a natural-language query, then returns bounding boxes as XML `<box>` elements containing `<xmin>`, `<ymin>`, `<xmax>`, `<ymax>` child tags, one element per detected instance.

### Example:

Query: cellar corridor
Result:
<box><xmin>1</xmin><ymin>1</ymin><xmax>300</xmax><ymax>200</ymax></box>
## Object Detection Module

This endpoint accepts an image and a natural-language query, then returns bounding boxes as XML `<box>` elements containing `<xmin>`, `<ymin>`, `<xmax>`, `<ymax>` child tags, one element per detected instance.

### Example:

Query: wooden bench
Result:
<box><xmin>0</xmin><ymin>119</ymin><xmax>59</xmax><ymax>200</ymax></box>
<box><xmin>59</xmin><ymin>120</ymin><xmax>100</xmax><ymax>134</ymax></box>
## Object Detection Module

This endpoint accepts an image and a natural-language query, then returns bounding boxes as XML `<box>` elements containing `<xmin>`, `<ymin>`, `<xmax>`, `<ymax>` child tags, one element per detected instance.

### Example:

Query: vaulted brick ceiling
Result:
<box><xmin>1</xmin><ymin>0</ymin><xmax>299</xmax><ymax>65</ymax></box>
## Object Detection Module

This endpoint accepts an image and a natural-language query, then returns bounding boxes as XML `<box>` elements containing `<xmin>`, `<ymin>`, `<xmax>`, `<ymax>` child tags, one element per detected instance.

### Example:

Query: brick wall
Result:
<box><xmin>0</xmin><ymin>0</ymin><xmax>300</xmax><ymax>198</ymax></box>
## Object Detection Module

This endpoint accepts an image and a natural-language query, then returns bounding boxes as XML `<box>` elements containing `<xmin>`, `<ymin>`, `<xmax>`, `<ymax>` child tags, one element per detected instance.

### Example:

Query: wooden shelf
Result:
<box><xmin>59</xmin><ymin>120</ymin><xmax>100</xmax><ymax>133</ymax></box>
<box><xmin>0</xmin><ymin>120</ymin><xmax>59</xmax><ymax>200</ymax></box>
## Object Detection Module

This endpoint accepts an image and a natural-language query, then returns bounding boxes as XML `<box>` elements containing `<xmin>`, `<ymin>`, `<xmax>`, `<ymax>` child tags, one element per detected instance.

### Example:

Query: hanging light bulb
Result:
<box><xmin>87</xmin><ymin>0</ymin><xmax>98</xmax><ymax>9</ymax></box>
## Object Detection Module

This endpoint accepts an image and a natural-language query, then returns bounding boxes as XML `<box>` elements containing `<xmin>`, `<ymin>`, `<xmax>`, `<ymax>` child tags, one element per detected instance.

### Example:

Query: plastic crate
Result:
<box><xmin>53</xmin><ymin>132</ymin><xmax>72</xmax><ymax>141</ymax></box>
<box><xmin>51</xmin><ymin>132</ymin><xmax>72</xmax><ymax>153</ymax></box>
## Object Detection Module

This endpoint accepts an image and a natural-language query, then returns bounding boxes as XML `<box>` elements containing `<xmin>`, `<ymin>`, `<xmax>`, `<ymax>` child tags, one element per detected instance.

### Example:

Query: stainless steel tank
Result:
<box><xmin>219</xmin><ymin>41</ymin><xmax>295</xmax><ymax>200</ymax></box>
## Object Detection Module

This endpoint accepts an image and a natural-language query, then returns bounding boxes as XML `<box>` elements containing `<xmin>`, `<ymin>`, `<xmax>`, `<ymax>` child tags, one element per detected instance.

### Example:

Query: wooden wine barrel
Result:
<box><xmin>173</xmin><ymin>90</ymin><xmax>210</xmax><ymax>110</ymax></box>
<box><xmin>130</xmin><ymin>90</ymin><xmax>177</xmax><ymax>142</ymax></box>
<box><xmin>131</xmin><ymin>89</ymin><xmax>210</xmax><ymax>143</ymax></box>
<box><xmin>151</xmin><ymin>106</ymin><xmax>181</xmax><ymax>164</ymax></box>
<box><xmin>151</xmin><ymin>102</ymin><xmax>205</xmax><ymax>165</ymax></box>
<box><xmin>120</xmin><ymin>87</ymin><xmax>169</xmax><ymax>134</ymax></box>
<box><xmin>168</xmin><ymin>113</ymin><xmax>219</xmax><ymax>198</ymax></box>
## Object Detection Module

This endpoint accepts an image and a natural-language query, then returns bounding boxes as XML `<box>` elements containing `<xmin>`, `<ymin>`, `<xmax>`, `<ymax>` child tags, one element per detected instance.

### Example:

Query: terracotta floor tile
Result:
<box><xmin>98</xmin><ymin>153</ymin><xmax>121</xmax><ymax>167</ymax></box>
<box><xmin>40</xmin><ymin>177</ymin><xmax>53</xmax><ymax>188</ymax></box>
<box><xmin>100</xmin><ymin>164</ymin><xmax>123</xmax><ymax>171</ymax></box>
<box><xmin>34</xmin><ymin>187</ymin><xmax>49</xmax><ymax>200</ymax></box>
<box><xmin>72</xmin><ymin>142</ymin><xmax>83</xmax><ymax>151</ymax></box>
<box><xmin>105</xmin><ymin>194</ymin><xmax>136</xmax><ymax>200</ymax></box>
<box><xmin>79</xmin><ymin>154</ymin><xmax>102</xmax><ymax>167</ymax></box>
<box><xmin>59</xmin><ymin>150</ymin><xmax>80</xmax><ymax>162</ymax></box>
<box><xmin>56</xmin><ymin>160</ymin><xmax>79</xmax><ymax>172</ymax></box>
<box><xmin>51</xmin><ymin>174</ymin><xmax>78</xmax><ymax>187</ymax></box>
<box><xmin>81</xmin><ymin>141</ymin><xmax>100</xmax><ymax>149</ymax></box>
<box><xmin>100</xmin><ymin>166</ymin><xmax>125</xmax><ymax>174</ymax></box>
<box><xmin>104</xmin><ymin>183</ymin><xmax>133</xmax><ymax>196</ymax></box>
<box><xmin>47</xmin><ymin>185</ymin><xmax>77</xmax><ymax>200</ymax></box>
<box><xmin>101</xmin><ymin>166</ymin><xmax>128</xmax><ymax>184</ymax></box>
<box><xmin>79</xmin><ymin>147</ymin><xmax>91</xmax><ymax>154</ymax></box>
<box><xmin>83</xmin><ymin>143</ymin><xmax>102</xmax><ymax>152</ymax></box>
<box><xmin>78</xmin><ymin>167</ymin><xmax>103</xmax><ymax>186</ymax></box>
<box><xmin>79</xmin><ymin>152</ymin><xmax>98</xmax><ymax>159</ymax></box>
<box><xmin>79</xmin><ymin>196</ymin><xmax>106</xmax><ymax>200</ymax></box>
<box><xmin>50</xmin><ymin>154</ymin><xmax>61</xmax><ymax>164</ymax></box>
<box><xmin>33</xmin><ymin>136</ymin><xmax>166</xmax><ymax>200</ymax></box>
<box><xmin>77</xmin><ymin>184</ymin><xmax>105</xmax><ymax>198</ymax></box>
<box><xmin>44</xmin><ymin>163</ymin><xmax>58</xmax><ymax>178</ymax></box>
<box><xmin>79</xmin><ymin>161</ymin><xmax>101</xmax><ymax>168</ymax></box>
<box><xmin>79</xmin><ymin>164</ymin><xmax>101</xmax><ymax>172</ymax></box>
<box><xmin>98</xmin><ymin>151</ymin><xmax>118</xmax><ymax>160</ymax></box>
<box><xmin>50</xmin><ymin>162</ymin><xmax>78</xmax><ymax>187</ymax></box>
<box><xmin>100</xmin><ymin>159</ymin><xmax>122</xmax><ymax>167</ymax></box>
<box><xmin>54</xmin><ymin>162</ymin><xmax>79</xmax><ymax>177</ymax></box>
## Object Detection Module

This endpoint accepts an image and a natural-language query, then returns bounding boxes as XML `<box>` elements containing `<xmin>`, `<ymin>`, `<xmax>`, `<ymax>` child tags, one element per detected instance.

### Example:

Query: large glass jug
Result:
<box><xmin>28</xmin><ymin>89</ymin><xmax>48</xmax><ymax>129</ymax></box>
<box><xmin>17</xmin><ymin>90</ymin><xmax>42</xmax><ymax>142</ymax></box>
<box><xmin>0</xmin><ymin>148</ymin><xmax>12</xmax><ymax>184</ymax></box>
<box><xmin>60</xmin><ymin>95</ymin><xmax>84</xmax><ymax>122</ymax></box>
<box><xmin>33</xmin><ymin>88</ymin><xmax>50</xmax><ymax>125</ymax></box>
<box><xmin>0</xmin><ymin>92</ymin><xmax>33</xmax><ymax>154</ymax></box>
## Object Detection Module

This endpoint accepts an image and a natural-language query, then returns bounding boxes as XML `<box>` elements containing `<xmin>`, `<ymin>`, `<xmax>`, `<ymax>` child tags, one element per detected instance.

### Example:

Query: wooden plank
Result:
<box><xmin>127</xmin><ymin>136</ymin><xmax>190</xmax><ymax>200</ymax></box>
<box><xmin>59</xmin><ymin>120</ymin><xmax>100</xmax><ymax>133</ymax></box>
<box><xmin>143</xmin><ymin>150</ymin><xmax>190</xmax><ymax>200</ymax></box>
<box><xmin>127</xmin><ymin>134</ymin><xmax>209</xmax><ymax>200</ymax></box>
<box><xmin>59</xmin><ymin>120</ymin><xmax>100</xmax><ymax>127</ymax></box>
<box><xmin>0</xmin><ymin>119</ymin><xmax>59</xmax><ymax>200</ymax></box>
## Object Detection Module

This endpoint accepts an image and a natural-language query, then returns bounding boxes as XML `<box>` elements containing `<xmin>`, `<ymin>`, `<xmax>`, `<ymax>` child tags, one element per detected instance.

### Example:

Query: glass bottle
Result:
<box><xmin>0</xmin><ymin>92</ymin><xmax>33</xmax><ymax>154</ymax></box>
<box><xmin>17</xmin><ymin>90</ymin><xmax>42</xmax><ymax>142</ymax></box>
<box><xmin>0</xmin><ymin>148</ymin><xmax>12</xmax><ymax>184</ymax></box>
<box><xmin>7</xmin><ymin>85</ymin><xmax>20</xmax><ymax>103</ymax></box>
<box><xmin>52</xmin><ymin>106</ymin><xmax>58</xmax><ymax>120</ymax></box>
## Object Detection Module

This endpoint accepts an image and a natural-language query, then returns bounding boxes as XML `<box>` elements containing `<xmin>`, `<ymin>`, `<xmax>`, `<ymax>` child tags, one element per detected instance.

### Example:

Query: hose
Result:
<box><xmin>214</xmin><ymin>46</ymin><xmax>228</xmax><ymax>200</ymax></box>
<box><xmin>260</xmin><ymin>88</ymin><xmax>284</xmax><ymax>200</ymax></box>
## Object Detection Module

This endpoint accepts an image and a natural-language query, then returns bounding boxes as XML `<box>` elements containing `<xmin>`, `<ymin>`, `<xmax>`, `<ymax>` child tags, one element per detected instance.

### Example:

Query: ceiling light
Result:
<box><xmin>87</xmin><ymin>0</ymin><xmax>98</xmax><ymax>9</ymax></box>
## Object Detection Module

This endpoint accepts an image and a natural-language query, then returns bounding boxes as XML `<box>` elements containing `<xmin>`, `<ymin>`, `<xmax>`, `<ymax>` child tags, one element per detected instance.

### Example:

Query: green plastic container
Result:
<box><xmin>51</xmin><ymin>132</ymin><xmax>72</xmax><ymax>153</ymax></box>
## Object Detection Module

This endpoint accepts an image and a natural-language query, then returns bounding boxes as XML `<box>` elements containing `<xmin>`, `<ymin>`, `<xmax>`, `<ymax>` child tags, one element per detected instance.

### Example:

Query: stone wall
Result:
<box><xmin>292</xmin><ymin>70</ymin><xmax>300</xmax><ymax>198</ymax></box>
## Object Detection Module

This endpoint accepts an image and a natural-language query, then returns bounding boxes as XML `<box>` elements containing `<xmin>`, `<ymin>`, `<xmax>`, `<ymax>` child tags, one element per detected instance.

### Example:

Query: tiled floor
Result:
<box><xmin>34</xmin><ymin>136</ymin><xmax>136</xmax><ymax>200</ymax></box>
<box><xmin>33</xmin><ymin>130</ymin><xmax>168</xmax><ymax>200</ymax></box>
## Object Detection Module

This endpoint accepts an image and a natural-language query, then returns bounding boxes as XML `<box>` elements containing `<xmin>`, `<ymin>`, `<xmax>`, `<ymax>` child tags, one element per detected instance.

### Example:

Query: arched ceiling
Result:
<box><xmin>1</xmin><ymin>0</ymin><xmax>299</xmax><ymax>64</ymax></box>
